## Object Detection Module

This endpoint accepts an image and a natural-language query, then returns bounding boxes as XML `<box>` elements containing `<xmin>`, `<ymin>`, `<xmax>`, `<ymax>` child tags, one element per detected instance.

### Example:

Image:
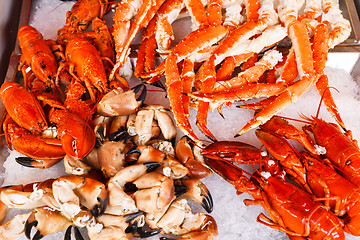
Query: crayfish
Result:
<box><xmin>203</xmin><ymin>141</ymin><xmax>346</xmax><ymax>239</ymax></box>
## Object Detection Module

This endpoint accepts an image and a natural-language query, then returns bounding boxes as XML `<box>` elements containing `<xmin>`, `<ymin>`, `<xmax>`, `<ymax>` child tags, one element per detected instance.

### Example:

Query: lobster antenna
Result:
<box><xmin>315</xmin><ymin>86</ymin><xmax>340</xmax><ymax>119</ymax></box>
<box><xmin>276</xmin><ymin>115</ymin><xmax>312</xmax><ymax>125</ymax></box>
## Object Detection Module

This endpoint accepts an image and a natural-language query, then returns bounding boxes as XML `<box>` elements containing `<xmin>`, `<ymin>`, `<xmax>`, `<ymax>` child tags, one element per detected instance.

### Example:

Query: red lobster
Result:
<box><xmin>256</xmin><ymin>128</ymin><xmax>360</xmax><ymax>236</ymax></box>
<box><xmin>0</xmin><ymin>82</ymin><xmax>95</xmax><ymax>167</ymax></box>
<box><xmin>18</xmin><ymin>25</ymin><xmax>59</xmax><ymax>89</ymax></box>
<box><xmin>202</xmin><ymin>141</ymin><xmax>345</xmax><ymax>240</ymax></box>
<box><xmin>259</xmin><ymin>114</ymin><xmax>360</xmax><ymax>188</ymax></box>
<box><xmin>57</xmin><ymin>0</ymin><xmax>110</xmax><ymax>35</ymax></box>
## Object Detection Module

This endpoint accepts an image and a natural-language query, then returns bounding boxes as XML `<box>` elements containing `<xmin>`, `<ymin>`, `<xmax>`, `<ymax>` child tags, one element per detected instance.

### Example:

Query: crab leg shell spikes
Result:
<box><xmin>322</xmin><ymin>0</ymin><xmax>351</xmax><ymax>49</ymax></box>
<box><xmin>110</xmin><ymin>0</ymin><xmax>167</xmax><ymax>80</ymax></box>
<box><xmin>201</xmin><ymin>0</ymin><xmax>279</xmax><ymax>68</ymax></box>
<box><xmin>189</xmin><ymin>82</ymin><xmax>287</xmax><ymax>112</ymax></box>
<box><xmin>313</xmin><ymin>21</ymin><xmax>346</xmax><ymax>130</ymax></box>
<box><xmin>140</xmin><ymin>24</ymin><xmax>228</xmax><ymax>81</ymax></box>
<box><xmin>237</xmin><ymin>73</ymin><xmax>319</xmax><ymax>136</ymax></box>
<box><xmin>237</xmin><ymin>1</ymin><xmax>317</xmax><ymax>136</ymax></box>
<box><xmin>213</xmin><ymin>49</ymin><xmax>283</xmax><ymax>92</ymax></box>
<box><xmin>166</xmin><ymin>53</ymin><xmax>201</xmax><ymax>143</ymax></box>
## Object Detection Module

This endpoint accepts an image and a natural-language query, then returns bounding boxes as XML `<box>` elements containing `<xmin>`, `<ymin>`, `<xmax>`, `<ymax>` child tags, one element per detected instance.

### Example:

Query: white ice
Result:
<box><xmin>1</xmin><ymin>0</ymin><xmax>360</xmax><ymax>239</ymax></box>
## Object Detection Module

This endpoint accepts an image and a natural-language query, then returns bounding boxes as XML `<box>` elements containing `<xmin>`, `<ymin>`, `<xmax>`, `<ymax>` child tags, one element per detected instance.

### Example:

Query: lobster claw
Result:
<box><xmin>50</xmin><ymin>110</ymin><xmax>95</xmax><ymax>160</ymax></box>
<box><xmin>202</xmin><ymin>141</ymin><xmax>263</xmax><ymax>165</ymax></box>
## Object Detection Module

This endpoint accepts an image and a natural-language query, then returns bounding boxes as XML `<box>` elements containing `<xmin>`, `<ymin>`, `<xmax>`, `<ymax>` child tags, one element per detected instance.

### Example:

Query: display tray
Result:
<box><xmin>1</xmin><ymin>1</ymin><xmax>360</xmax><ymax>240</ymax></box>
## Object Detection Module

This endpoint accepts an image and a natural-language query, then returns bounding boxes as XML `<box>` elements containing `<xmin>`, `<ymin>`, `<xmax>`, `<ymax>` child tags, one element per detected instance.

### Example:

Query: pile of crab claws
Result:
<box><xmin>64</xmin><ymin>225</ymin><xmax>84</xmax><ymax>240</ymax></box>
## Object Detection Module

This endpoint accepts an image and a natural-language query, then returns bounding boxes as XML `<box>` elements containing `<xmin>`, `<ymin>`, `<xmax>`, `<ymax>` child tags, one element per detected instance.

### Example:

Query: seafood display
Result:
<box><xmin>0</xmin><ymin>0</ymin><xmax>359</xmax><ymax>239</ymax></box>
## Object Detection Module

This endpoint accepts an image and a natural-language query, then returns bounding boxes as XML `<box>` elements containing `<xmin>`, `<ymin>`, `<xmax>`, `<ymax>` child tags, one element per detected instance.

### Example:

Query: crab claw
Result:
<box><xmin>16</xmin><ymin>157</ymin><xmax>62</xmax><ymax>169</ymax></box>
<box><xmin>97</xmin><ymin>84</ymin><xmax>146</xmax><ymax>117</ymax></box>
<box><xmin>25</xmin><ymin>208</ymin><xmax>73</xmax><ymax>240</ymax></box>
<box><xmin>52</xmin><ymin>176</ymin><xmax>107</xmax><ymax>219</ymax></box>
<box><xmin>176</xmin><ymin>178</ymin><xmax>213</xmax><ymax>213</ymax></box>
<box><xmin>77</xmin><ymin>178</ymin><xmax>108</xmax><ymax>218</ymax></box>
<box><xmin>176</xmin><ymin>136</ymin><xmax>212</xmax><ymax>179</ymax></box>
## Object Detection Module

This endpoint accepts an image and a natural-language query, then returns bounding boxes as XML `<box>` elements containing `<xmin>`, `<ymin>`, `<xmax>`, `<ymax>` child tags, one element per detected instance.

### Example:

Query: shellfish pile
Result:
<box><xmin>0</xmin><ymin>0</ymin><xmax>359</xmax><ymax>239</ymax></box>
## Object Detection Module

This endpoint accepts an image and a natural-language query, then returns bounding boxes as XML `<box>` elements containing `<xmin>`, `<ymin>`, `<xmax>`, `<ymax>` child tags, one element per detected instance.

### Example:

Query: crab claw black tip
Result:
<box><xmin>124</xmin><ymin>211</ymin><xmax>144</xmax><ymax>223</ymax></box>
<box><xmin>65</xmin><ymin>226</ymin><xmax>72</xmax><ymax>240</ymax></box>
<box><xmin>150</xmin><ymin>80</ymin><xmax>166</xmax><ymax>91</ymax></box>
<box><xmin>125</xmin><ymin>221</ymin><xmax>138</xmax><ymax>235</ymax></box>
<box><xmin>132</xmin><ymin>84</ymin><xmax>147</xmax><ymax>104</ymax></box>
<box><xmin>108</xmin><ymin>127</ymin><xmax>129</xmax><ymax>142</ymax></box>
<box><xmin>32</xmin><ymin>230</ymin><xmax>44</xmax><ymax>240</ymax></box>
<box><xmin>65</xmin><ymin>225</ymin><xmax>84</xmax><ymax>240</ymax></box>
<box><xmin>90</xmin><ymin>196</ymin><xmax>107</xmax><ymax>218</ymax></box>
<box><xmin>16</xmin><ymin>157</ymin><xmax>36</xmax><ymax>168</ymax></box>
<box><xmin>137</xmin><ymin>227</ymin><xmax>162</xmax><ymax>238</ymax></box>
<box><xmin>170</xmin><ymin>137</ymin><xmax>176</xmax><ymax>147</ymax></box>
<box><xmin>202</xmin><ymin>190</ymin><xmax>214</xmax><ymax>213</ymax></box>
<box><xmin>74</xmin><ymin>226</ymin><xmax>84</xmax><ymax>240</ymax></box>
<box><xmin>217</xmin><ymin>107</ymin><xmax>225</xmax><ymax>119</ymax></box>
<box><xmin>124</xmin><ymin>182</ymin><xmax>138</xmax><ymax>193</ymax></box>
<box><xmin>25</xmin><ymin>220</ymin><xmax>38</xmax><ymax>239</ymax></box>
<box><xmin>143</xmin><ymin>162</ymin><xmax>162</xmax><ymax>172</ymax></box>
<box><xmin>126</xmin><ymin>147</ymin><xmax>141</xmax><ymax>156</ymax></box>
<box><xmin>174</xmin><ymin>184</ymin><xmax>189</xmax><ymax>197</ymax></box>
